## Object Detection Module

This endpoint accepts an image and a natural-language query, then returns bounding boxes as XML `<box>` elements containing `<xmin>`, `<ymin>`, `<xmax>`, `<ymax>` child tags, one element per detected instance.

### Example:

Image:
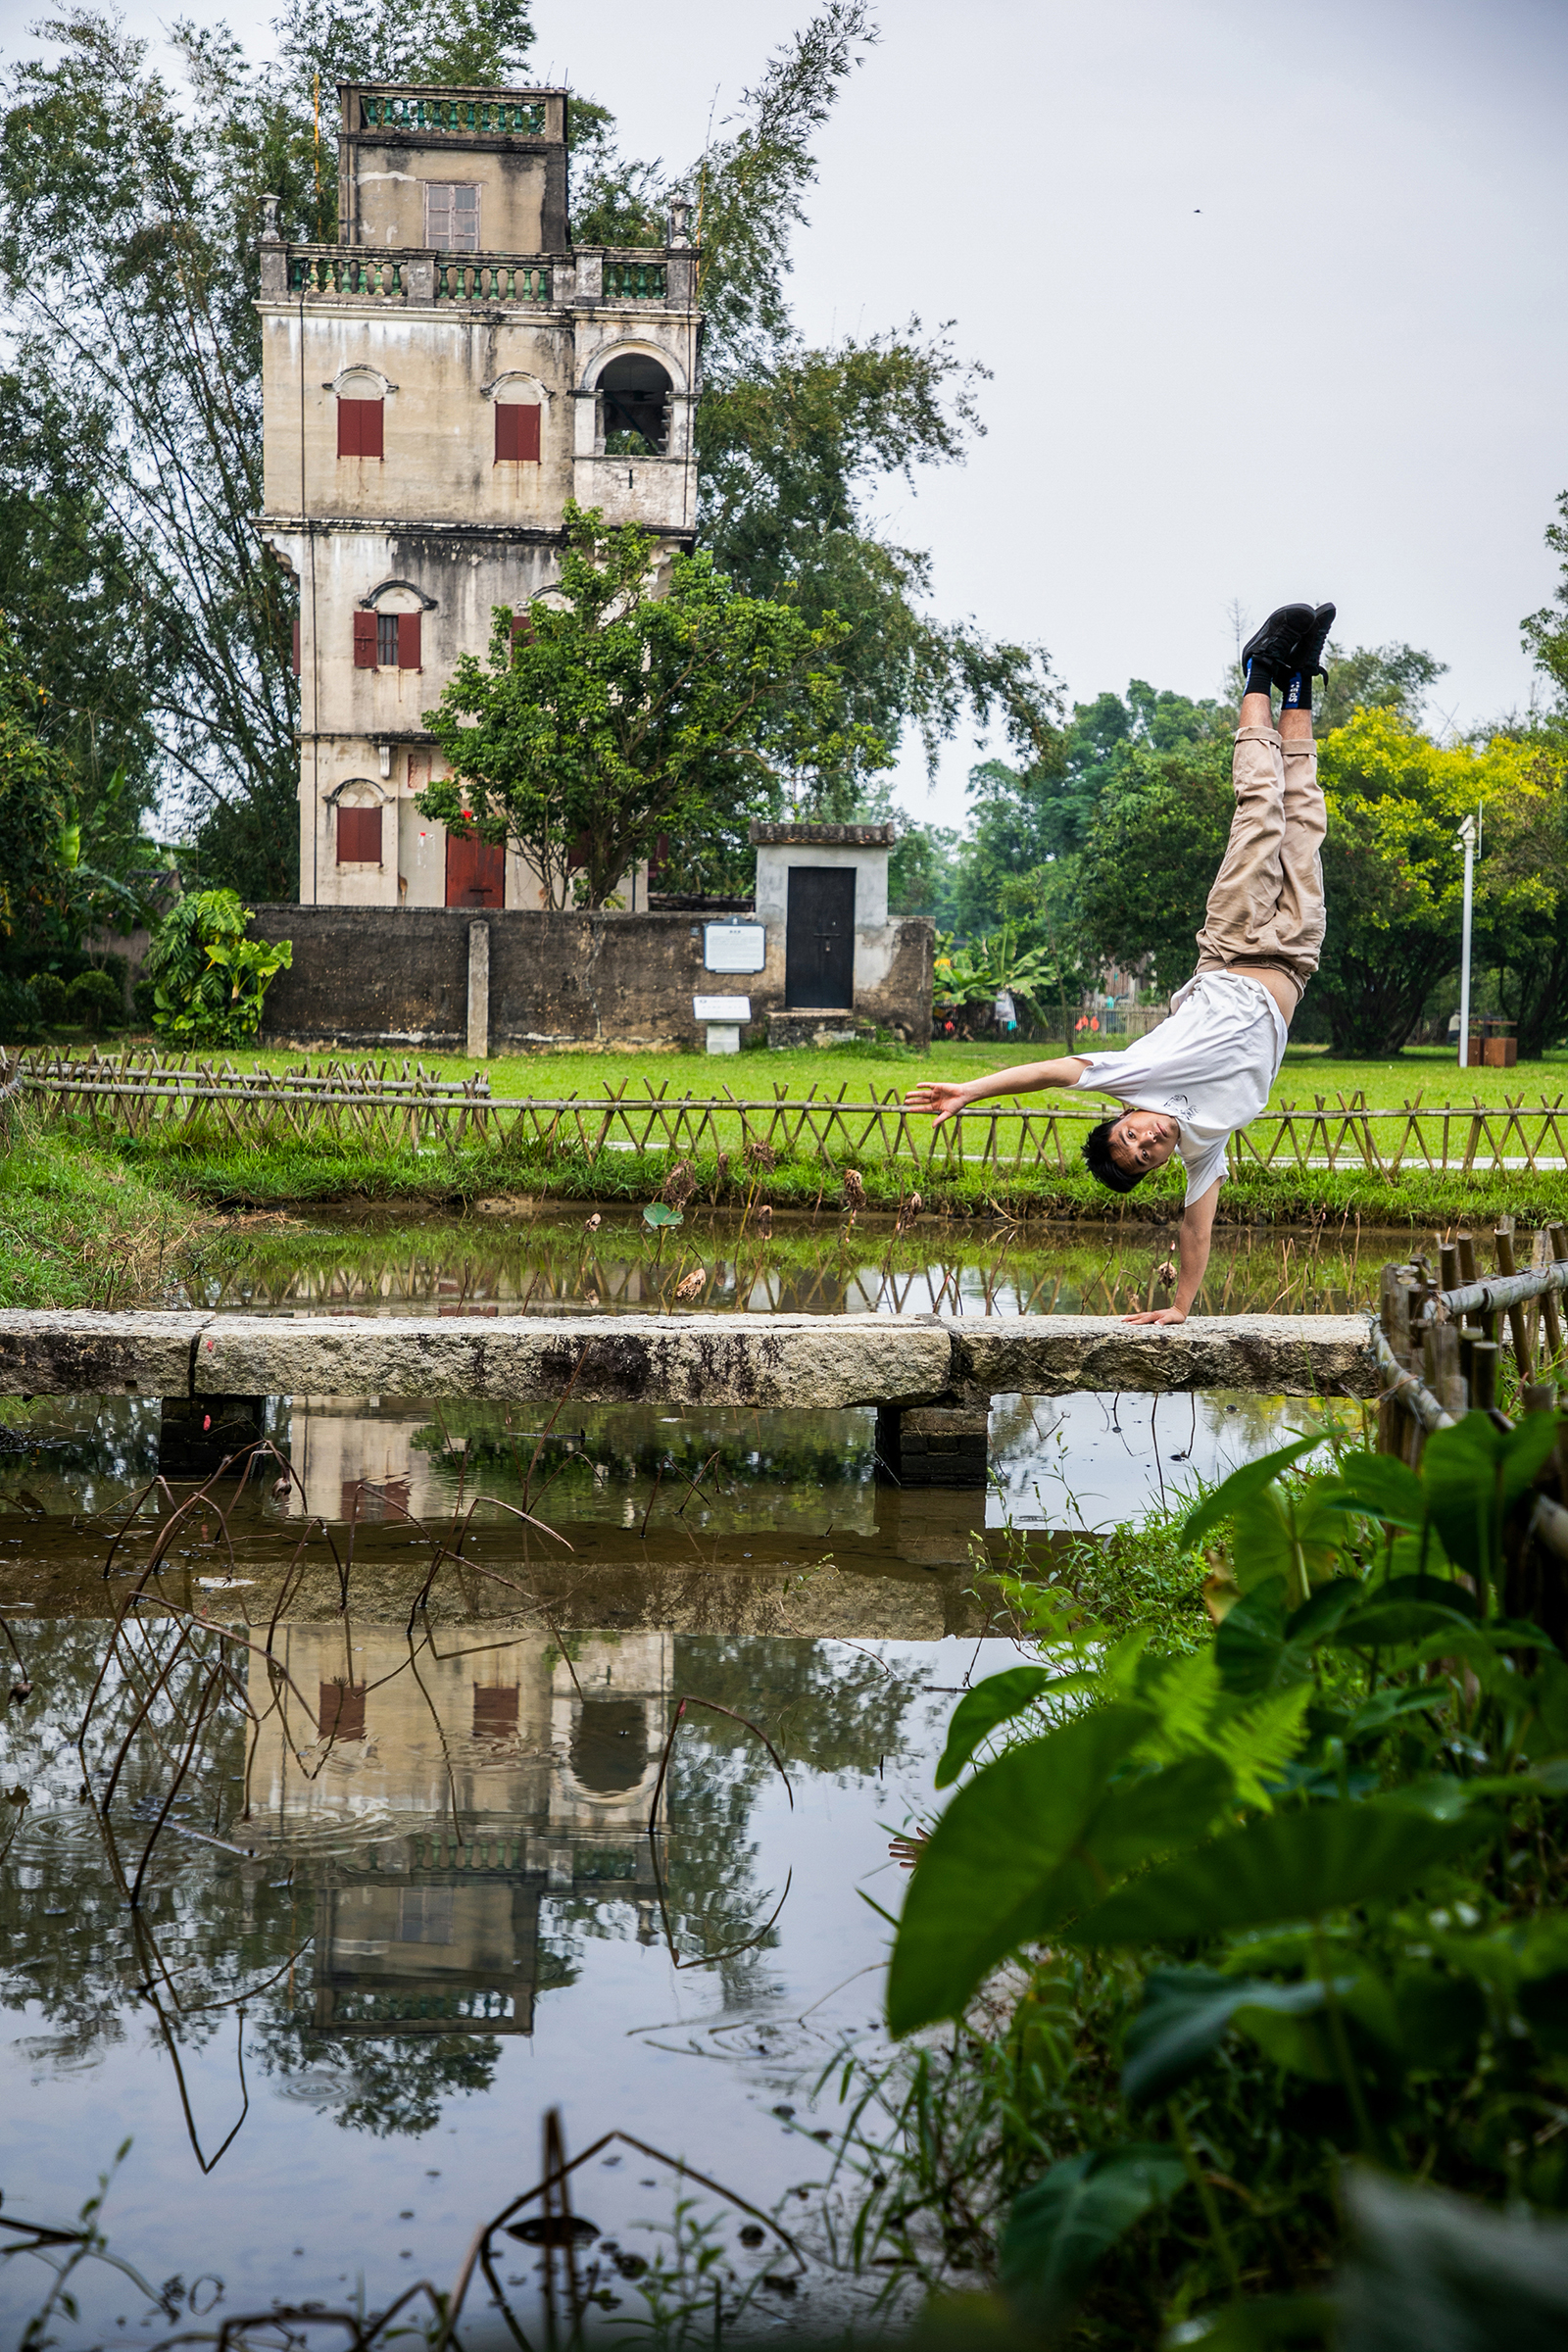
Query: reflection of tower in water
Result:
<box><xmin>247</xmin><ymin>1628</ymin><xmax>671</xmax><ymax>2037</ymax></box>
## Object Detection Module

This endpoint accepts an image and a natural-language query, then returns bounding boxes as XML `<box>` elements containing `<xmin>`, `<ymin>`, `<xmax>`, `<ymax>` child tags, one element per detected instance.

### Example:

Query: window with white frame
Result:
<box><xmin>424</xmin><ymin>182</ymin><xmax>480</xmax><ymax>252</ymax></box>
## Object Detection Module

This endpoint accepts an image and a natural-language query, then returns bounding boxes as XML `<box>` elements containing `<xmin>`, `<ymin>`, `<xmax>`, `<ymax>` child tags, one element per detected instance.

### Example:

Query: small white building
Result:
<box><xmin>255</xmin><ymin>84</ymin><xmax>700</xmax><ymax>910</ymax></box>
<box><xmin>747</xmin><ymin>820</ymin><xmax>928</xmax><ymax>1045</ymax></box>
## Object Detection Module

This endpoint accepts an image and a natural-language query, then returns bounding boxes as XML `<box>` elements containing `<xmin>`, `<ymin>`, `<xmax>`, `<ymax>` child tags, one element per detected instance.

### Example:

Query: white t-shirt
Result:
<box><xmin>1067</xmin><ymin>972</ymin><xmax>1288</xmax><ymax>1205</ymax></box>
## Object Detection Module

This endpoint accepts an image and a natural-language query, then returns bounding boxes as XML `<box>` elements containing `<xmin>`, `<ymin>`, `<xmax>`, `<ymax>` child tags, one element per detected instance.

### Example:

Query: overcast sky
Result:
<box><xmin>3</xmin><ymin>0</ymin><xmax>1563</xmax><ymax>828</ymax></box>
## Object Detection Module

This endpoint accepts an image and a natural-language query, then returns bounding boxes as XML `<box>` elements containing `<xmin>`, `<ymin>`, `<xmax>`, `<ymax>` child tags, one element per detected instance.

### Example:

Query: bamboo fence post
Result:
<box><xmin>1494</xmin><ymin>1221</ymin><xmax>1534</xmax><ymax>1374</ymax></box>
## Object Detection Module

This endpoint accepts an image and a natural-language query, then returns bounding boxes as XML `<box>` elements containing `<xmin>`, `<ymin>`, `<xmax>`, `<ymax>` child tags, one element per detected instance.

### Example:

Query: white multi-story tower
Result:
<box><xmin>256</xmin><ymin>85</ymin><xmax>700</xmax><ymax>909</ymax></box>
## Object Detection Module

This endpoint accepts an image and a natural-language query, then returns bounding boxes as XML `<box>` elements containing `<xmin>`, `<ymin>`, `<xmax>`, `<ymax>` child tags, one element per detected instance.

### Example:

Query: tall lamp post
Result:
<box><xmin>1455</xmin><ymin>811</ymin><xmax>1478</xmax><ymax>1071</ymax></box>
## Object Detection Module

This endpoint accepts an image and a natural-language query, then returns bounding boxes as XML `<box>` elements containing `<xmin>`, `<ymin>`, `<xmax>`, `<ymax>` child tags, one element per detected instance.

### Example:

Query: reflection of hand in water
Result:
<box><xmin>889</xmin><ymin>1831</ymin><xmax>929</xmax><ymax>1872</ymax></box>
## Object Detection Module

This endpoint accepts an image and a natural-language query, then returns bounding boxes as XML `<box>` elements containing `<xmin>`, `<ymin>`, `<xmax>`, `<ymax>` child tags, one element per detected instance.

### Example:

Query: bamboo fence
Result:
<box><xmin>9</xmin><ymin>1046</ymin><xmax>1568</xmax><ymax>1177</ymax></box>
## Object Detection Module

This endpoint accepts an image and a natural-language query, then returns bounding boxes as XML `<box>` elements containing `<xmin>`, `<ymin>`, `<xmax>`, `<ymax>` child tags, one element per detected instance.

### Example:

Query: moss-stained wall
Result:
<box><xmin>248</xmin><ymin>907</ymin><xmax>934</xmax><ymax>1048</ymax></box>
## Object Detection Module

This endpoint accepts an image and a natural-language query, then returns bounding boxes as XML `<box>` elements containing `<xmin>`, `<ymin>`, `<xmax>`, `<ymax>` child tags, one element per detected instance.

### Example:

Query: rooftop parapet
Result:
<box><xmin>349</xmin><ymin>86</ymin><xmax>562</xmax><ymax>140</ymax></box>
<box><xmin>258</xmin><ymin>242</ymin><xmax>693</xmax><ymax>310</ymax></box>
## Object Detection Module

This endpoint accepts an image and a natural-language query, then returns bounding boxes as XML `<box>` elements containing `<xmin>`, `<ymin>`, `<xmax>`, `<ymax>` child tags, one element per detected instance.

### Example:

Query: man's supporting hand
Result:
<box><xmin>1119</xmin><ymin>1186</ymin><xmax>1219</xmax><ymax>1326</ymax></box>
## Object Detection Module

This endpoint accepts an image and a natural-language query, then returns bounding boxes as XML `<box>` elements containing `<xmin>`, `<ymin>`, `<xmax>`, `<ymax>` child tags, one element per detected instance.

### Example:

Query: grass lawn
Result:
<box><xmin>18</xmin><ymin>1031</ymin><xmax>1568</xmax><ymax>1237</ymax></box>
<box><xmin>48</xmin><ymin>1028</ymin><xmax>1568</xmax><ymax>1113</ymax></box>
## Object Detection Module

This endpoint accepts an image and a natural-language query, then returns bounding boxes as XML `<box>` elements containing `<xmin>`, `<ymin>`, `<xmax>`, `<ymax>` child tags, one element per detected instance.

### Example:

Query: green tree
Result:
<box><xmin>1522</xmin><ymin>487</ymin><xmax>1568</xmax><ymax>710</ymax></box>
<box><xmin>0</xmin><ymin>12</ymin><xmax>301</xmax><ymax>893</ymax></box>
<box><xmin>418</xmin><ymin>504</ymin><xmax>888</xmax><ymax>908</ymax></box>
<box><xmin>1073</xmin><ymin>737</ymin><xmax>1234</xmax><ymax>1004</ymax></box>
<box><xmin>0</xmin><ymin>610</ymin><xmax>82</xmax><ymax>955</ymax></box>
<box><xmin>0</xmin><ymin>374</ymin><xmax>162</xmax><ymax>829</ymax></box>
<box><xmin>571</xmin><ymin>7</ymin><xmax>1062</xmax><ymax>887</ymax></box>
<box><xmin>889</xmin><ymin>823</ymin><xmax>963</xmax><ymax>924</ymax></box>
<box><xmin>1474</xmin><ymin>741</ymin><xmax>1568</xmax><ymax>1057</ymax></box>
<box><xmin>954</xmin><ymin>683</ymin><xmax>1225</xmax><ymax>944</ymax></box>
<box><xmin>1313</xmin><ymin>641</ymin><xmax>1446</xmax><ymax>734</ymax></box>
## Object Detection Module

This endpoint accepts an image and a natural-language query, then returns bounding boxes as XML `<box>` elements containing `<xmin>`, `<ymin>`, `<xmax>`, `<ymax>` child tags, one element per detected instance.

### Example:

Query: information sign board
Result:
<box><xmin>705</xmin><ymin>923</ymin><xmax>766</xmax><ymax>974</ymax></box>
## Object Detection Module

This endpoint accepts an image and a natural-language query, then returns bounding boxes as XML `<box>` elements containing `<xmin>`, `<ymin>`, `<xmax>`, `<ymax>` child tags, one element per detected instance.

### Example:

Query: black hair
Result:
<box><xmin>1083</xmin><ymin>1117</ymin><xmax>1145</xmax><ymax>1195</ymax></box>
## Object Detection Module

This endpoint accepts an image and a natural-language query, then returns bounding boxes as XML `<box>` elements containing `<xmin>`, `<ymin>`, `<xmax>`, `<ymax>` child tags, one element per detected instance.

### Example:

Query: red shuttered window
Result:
<box><xmin>358</xmin><ymin>610</ymin><xmax>421</xmax><ymax>666</ymax></box>
<box><xmin>495</xmin><ymin>403</ymin><xmax>541</xmax><ymax>463</ymax></box>
<box><xmin>337</xmin><ymin>807</ymin><xmax>382</xmax><ymax>864</ymax></box>
<box><xmin>318</xmin><ymin>1681</ymin><xmax>367</xmax><ymax>1740</ymax></box>
<box><xmin>337</xmin><ymin>397</ymin><xmax>384</xmax><ymax>459</ymax></box>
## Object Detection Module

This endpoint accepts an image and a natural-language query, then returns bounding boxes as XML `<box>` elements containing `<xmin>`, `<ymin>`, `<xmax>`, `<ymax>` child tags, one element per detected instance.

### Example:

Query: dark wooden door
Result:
<box><xmin>784</xmin><ymin>866</ymin><xmax>856</xmax><ymax>1008</ymax></box>
<box><xmin>445</xmin><ymin>828</ymin><xmax>505</xmax><ymax>907</ymax></box>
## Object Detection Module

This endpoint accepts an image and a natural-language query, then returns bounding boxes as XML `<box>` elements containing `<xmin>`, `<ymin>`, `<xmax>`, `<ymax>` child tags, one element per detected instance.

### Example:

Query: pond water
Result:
<box><xmin>4</xmin><ymin>1206</ymin><xmax>1376</xmax><ymax>1554</ymax></box>
<box><xmin>0</xmin><ymin>1213</ymin><xmax>1382</xmax><ymax>2340</ymax></box>
<box><xmin>1</xmin><ymin>1616</ymin><xmax>1014</xmax><ymax>2345</ymax></box>
<box><xmin>184</xmin><ymin>1201</ymin><xmax>1379</xmax><ymax>1325</ymax></box>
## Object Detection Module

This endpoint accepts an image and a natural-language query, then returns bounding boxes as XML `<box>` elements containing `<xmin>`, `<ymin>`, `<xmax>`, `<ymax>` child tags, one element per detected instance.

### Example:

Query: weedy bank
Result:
<box><xmin>827</xmin><ymin>1408</ymin><xmax>1568</xmax><ymax>2345</ymax></box>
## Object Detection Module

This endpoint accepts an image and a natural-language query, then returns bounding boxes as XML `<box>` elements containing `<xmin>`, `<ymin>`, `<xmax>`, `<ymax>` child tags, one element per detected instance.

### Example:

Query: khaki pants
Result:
<box><xmin>1193</xmin><ymin>724</ymin><xmax>1325</xmax><ymax>1007</ymax></box>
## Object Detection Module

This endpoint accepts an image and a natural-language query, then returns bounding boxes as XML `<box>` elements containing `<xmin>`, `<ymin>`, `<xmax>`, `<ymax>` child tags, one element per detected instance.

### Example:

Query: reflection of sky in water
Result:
<box><xmin>0</xmin><ymin>1631</ymin><xmax>1021</xmax><ymax>2345</ymax></box>
<box><xmin>988</xmin><ymin>1389</ymin><xmax>1365</xmax><ymax>1531</ymax></box>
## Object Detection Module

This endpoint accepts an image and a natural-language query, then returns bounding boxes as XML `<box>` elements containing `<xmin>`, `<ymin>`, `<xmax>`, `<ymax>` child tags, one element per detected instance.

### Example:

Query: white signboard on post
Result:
<box><xmin>705</xmin><ymin>922</ymin><xmax>766</xmax><ymax>974</ymax></box>
<box><xmin>693</xmin><ymin>995</ymin><xmax>752</xmax><ymax>1023</ymax></box>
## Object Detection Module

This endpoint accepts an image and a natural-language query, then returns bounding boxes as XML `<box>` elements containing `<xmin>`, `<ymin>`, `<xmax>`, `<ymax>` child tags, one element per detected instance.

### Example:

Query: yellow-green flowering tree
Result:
<box><xmin>1317</xmin><ymin>710</ymin><xmax>1540</xmax><ymax>1055</ymax></box>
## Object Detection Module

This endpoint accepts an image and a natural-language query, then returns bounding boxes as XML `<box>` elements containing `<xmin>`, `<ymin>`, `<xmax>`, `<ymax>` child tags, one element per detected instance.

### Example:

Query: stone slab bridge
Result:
<box><xmin>0</xmin><ymin>1310</ymin><xmax>1378</xmax><ymax>1490</ymax></box>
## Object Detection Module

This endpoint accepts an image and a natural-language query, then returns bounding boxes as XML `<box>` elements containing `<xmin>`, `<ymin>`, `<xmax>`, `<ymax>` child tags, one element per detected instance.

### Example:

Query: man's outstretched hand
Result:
<box><xmin>1121</xmin><ymin>1305</ymin><xmax>1188</xmax><ymax>1326</ymax></box>
<box><xmin>905</xmin><ymin>1081</ymin><xmax>969</xmax><ymax>1129</ymax></box>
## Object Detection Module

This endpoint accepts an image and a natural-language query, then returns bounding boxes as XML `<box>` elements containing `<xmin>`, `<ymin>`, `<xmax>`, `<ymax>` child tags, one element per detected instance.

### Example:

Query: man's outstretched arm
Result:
<box><xmin>906</xmin><ymin>1056</ymin><xmax>1093</xmax><ymax>1129</ymax></box>
<box><xmin>1122</xmin><ymin>1184</ymin><xmax>1219</xmax><ymax>1327</ymax></box>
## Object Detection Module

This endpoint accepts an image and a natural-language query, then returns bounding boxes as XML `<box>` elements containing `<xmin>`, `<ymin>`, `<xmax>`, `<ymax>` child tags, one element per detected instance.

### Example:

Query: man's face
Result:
<box><xmin>1109</xmin><ymin>1109</ymin><xmax>1179</xmax><ymax>1177</ymax></box>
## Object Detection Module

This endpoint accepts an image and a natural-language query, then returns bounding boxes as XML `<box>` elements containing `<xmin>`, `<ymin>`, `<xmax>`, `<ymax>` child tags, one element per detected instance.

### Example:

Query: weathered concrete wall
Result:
<box><xmin>252</xmin><ymin>905</ymin><xmax>470</xmax><ymax>1044</ymax></box>
<box><xmin>246</xmin><ymin>905</ymin><xmax>932</xmax><ymax>1049</ymax></box>
<box><xmin>0</xmin><ymin>1309</ymin><xmax>1381</xmax><ymax>1403</ymax></box>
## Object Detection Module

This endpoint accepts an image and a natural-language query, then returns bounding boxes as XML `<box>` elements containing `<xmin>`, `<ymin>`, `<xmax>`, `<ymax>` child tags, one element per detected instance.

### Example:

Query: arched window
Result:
<box><xmin>331</xmin><ymin>778</ymin><xmax>387</xmax><ymax>865</ymax></box>
<box><xmin>494</xmin><ymin>387</ymin><xmax>541</xmax><ymax>464</ymax></box>
<box><xmin>598</xmin><ymin>355</ymin><xmax>672</xmax><ymax>457</ymax></box>
<box><xmin>335</xmin><ymin>368</ymin><xmax>386</xmax><ymax>460</ymax></box>
<box><xmin>352</xmin><ymin>579</ymin><xmax>434</xmax><ymax>671</ymax></box>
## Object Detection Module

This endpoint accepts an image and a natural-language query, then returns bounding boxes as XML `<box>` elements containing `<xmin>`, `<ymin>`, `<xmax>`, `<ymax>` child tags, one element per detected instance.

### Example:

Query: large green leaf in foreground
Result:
<box><xmin>1001</xmin><ymin>2145</ymin><xmax>1186</xmax><ymax>2333</ymax></box>
<box><xmin>887</xmin><ymin>1705</ymin><xmax>1231</xmax><ymax>2034</ymax></box>
<box><xmin>1058</xmin><ymin>1797</ymin><xmax>1492</xmax><ymax>1948</ymax></box>
<box><xmin>933</xmin><ymin>1666</ymin><xmax>1056</xmax><ymax>1788</ymax></box>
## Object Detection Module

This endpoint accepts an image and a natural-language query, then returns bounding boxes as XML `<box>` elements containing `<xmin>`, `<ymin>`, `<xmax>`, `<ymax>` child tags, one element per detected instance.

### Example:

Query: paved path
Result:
<box><xmin>0</xmin><ymin>1310</ymin><xmax>1378</xmax><ymax>1404</ymax></box>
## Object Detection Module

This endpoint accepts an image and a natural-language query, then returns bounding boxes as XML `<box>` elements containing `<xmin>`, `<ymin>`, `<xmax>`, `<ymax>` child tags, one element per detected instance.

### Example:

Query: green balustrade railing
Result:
<box><xmin>328</xmin><ymin>1986</ymin><xmax>517</xmax><ymax>2023</ymax></box>
<box><xmin>435</xmin><ymin>258</ymin><xmax>552</xmax><ymax>303</ymax></box>
<box><xmin>603</xmin><ymin>259</ymin><xmax>667</xmax><ymax>301</ymax></box>
<box><xmin>360</xmin><ymin>94</ymin><xmax>546</xmax><ymax>135</ymax></box>
<box><xmin>287</xmin><ymin>252</ymin><xmax>404</xmax><ymax>298</ymax></box>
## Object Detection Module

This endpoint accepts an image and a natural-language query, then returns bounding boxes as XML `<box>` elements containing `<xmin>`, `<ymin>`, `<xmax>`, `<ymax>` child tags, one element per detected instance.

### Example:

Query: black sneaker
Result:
<box><xmin>1297</xmin><ymin>601</ymin><xmax>1337</xmax><ymax>678</ymax></box>
<box><xmin>1241</xmin><ymin>603</ymin><xmax>1314</xmax><ymax>679</ymax></box>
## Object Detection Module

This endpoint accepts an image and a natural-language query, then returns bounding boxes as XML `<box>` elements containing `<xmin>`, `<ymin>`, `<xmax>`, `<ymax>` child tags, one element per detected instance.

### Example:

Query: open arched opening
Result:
<box><xmin>568</xmin><ymin>1697</ymin><xmax>649</xmax><ymax>1794</ymax></box>
<box><xmin>598</xmin><ymin>354</ymin><xmax>672</xmax><ymax>457</ymax></box>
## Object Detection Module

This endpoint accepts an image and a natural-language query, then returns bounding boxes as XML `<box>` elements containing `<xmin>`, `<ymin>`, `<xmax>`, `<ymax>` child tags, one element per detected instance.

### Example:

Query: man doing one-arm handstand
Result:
<box><xmin>906</xmin><ymin>601</ymin><xmax>1334</xmax><ymax>1327</ymax></box>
